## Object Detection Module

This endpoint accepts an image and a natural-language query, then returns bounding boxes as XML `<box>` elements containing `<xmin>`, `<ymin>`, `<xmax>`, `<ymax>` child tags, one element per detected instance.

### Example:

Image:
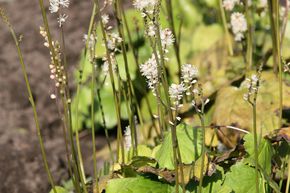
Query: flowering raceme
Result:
<box><xmin>139</xmin><ymin>54</ymin><xmax>159</xmax><ymax>92</ymax></box>
<box><xmin>230</xmin><ymin>12</ymin><xmax>247</xmax><ymax>41</ymax></box>
<box><xmin>133</xmin><ymin>0</ymin><xmax>157</xmax><ymax>11</ymax></box>
<box><xmin>49</xmin><ymin>0</ymin><xmax>70</xmax><ymax>27</ymax></box>
<box><xmin>169</xmin><ymin>83</ymin><xmax>185</xmax><ymax>107</ymax></box>
<box><xmin>222</xmin><ymin>0</ymin><xmax>239</xmax><ymax>11</ymax></box>
<box><xmin>160</xmin><ymin>28</ymin><xmax>175</xmax><ymax>52</ymax></box>
<box><xmin>181</xmin><ymin>64</ymin><xmax>198</xmax><ymax>83</ymax></box>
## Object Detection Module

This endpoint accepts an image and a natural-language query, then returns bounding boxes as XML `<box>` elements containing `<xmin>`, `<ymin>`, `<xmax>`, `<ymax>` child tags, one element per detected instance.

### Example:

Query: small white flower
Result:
<box><xmin>140</xmin><ymin>54</ymin><xmax>159</xmax><ymax>90</ymax></box>
<box><xmin>181</xmin><ymin>64</ymin><xmax>198</xmax><ymax>83</ymax></box>
<box><xmin>230</xmin><ymin>12</ymin><xmax>247</xmax><ymax>41</ymax></box>
<box><xmin>57</xmin><ymin>14</ymin><xmax>68</xmax><ymax>27</ymax></box>
<box><xmin>133</xmin><ymin>0</ymin><xmax>157</xmax><ymax>11</ymax></box>
<box><xmin>102</xmin><ymin>14</ymin><xmax>109</xmax><ymax>25</ymax></box>
<box><xmin>59</xmin><ymin>0</ymin><xmax>70</xmax><ymax>8</ymax></box>
<box><xmin>147</xmin><ymin>22</ymin><xmax>156</xmax><ymax>37</ymax></box>
<box><xmin>107</xmin><ymin>32</ymin><xmax>122</xmax><ymax>51</ymax></box>
<box><xmin>50</xmin><ymin>94</ymin><xmax>57</xmax><ymax>99</ymax></box>
<box><xmin>49</xmin><ymin>0</ymin><xmax>59</xmax><ymax>13</ymax></box>
<box><xmin>222</xmin><ymin>0</ymin><xmax>239</xmax><ymax>11</ymax></box>
<box><xmin>124</xmin><ymin>126</ymin><xmax>131</xmax><ymax>151</ymax></box>
<box><xmin>160</xmin><ymin>28</ymin><xmax>175</xmax><ymax>49</ymax></box>
<box><xmin>169</xmin><ymin>83</ymin><xmax>185</xmax><ymax>106</ymax></box>
<box><xmin>83</xmin><ymin>33</ymin><xmax>97</xmax><ymax>49</ymax></box>
<box><xmin>102</xmin><ymin>54</ymin><xmax>116</xmax><ymax>75</ymax></box>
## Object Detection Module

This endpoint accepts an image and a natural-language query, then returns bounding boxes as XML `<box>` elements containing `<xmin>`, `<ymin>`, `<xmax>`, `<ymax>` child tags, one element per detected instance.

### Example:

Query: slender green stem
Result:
<box><xmin>114</xmin><ymin>0</ymin><xmax>138</xmax><ymax>155</ymax></box>
<box><xmin>245</xmin><ymin>0</ymin><xmax>253</xmax><ymax>72</ymax></box>
<box><xmin>252</xmin><ymin>103</ymin><xmax>260</xmax><ymax>193</ymax></box>
<box><xmin>198</xmin><ymin>101</ymin><xmax>206</xmax><ymax>193</ymax></box>
<box><xmin>94</xmin><ymin>0</ymin><xmax>125</xmax><ymax>163</ymax></box>
<box><xmin>165</xmin><ymin>0</ymin><xmax>181</xmax><ymax>82</ymax></box>
<box><xmin>37</xmin><ymin>0</ymin><xmax>89</xmax><ymax>191</ymax></box>
<box><xmin>268</xmin><ymin>0</ymin><xmax>283</xmax><ymax>128</ymax></box>
<box><xmin>91</xmin><ymin>55</ymin><xmax>99</xmax><ymax>192</ymax></box>
<box><xmin>0</xmin><ymin>10</ymin><xmax>56</xmax><ymax>193</ymax></box>
<box><xmin>286</xmin><ymin>157</ymin><xmax>290</xmax><ymax>193</ymax></box>
<box><xmin>173</xmin><ymin>108</ymin><xmax>186</xmax><ymax>193</ymax></box>
<box><xmin>219</xmin><ymin>0</ymin><xmax>233</xmax><ymax>56</ymax></box>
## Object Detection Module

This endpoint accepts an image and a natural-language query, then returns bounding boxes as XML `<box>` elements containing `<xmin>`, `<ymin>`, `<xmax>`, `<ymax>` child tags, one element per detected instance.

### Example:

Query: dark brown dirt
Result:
<box><xmin>0</xmin><ymin>1</ymin><xmax>107</xmax><ymax>192</ymax></box>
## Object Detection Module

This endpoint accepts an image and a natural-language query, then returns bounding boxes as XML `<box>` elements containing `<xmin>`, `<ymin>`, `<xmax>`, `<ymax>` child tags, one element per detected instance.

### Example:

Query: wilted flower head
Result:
<box><xmin>230</xmin><ymin>12</ymin><xmax>247</xmax><ymax>41</ymax></box>
<box><xmin>140</xmin><ymin>54</ymin><xmax>159</xmax><ymax>91</ymax></box>
<box><xmin>181</xmin><ymin>64</ymin><xmax>198</xmax><ymax>83</ymax></box>
<box><xmin>223</xmin><ymin>0</ymin><xmax>239</xmax><ymax>11</ymax></box>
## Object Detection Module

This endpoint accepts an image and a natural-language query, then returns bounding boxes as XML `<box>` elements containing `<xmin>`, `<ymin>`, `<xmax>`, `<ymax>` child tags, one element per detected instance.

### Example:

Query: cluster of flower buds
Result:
<box><xmin>49</xmin><ymin>0</ymin><xmax>70</xmax><ymax>27</ymax></box>
<box><xmin>191</xmin><ymin>84</ymin><xmax>210</xmax><ymax>114</ymax></box>
<box><xmin>102</xmin><ymin>53</ymin><xmax>117</xmax><ymax>76</ymax></box>
<box><xmin>40</xmin><ymin>27</ymin><xmax>66</xmax><ymax>99</ymax></box>
<box><xmin>243</xmin><ymin>74</ymin><xmax>260</xmax><ymax>102</ymax></box>
<box><xmin>83</xmin><ymin>33</ymin><xmax>97</xmax><ymax>51</ymax></box>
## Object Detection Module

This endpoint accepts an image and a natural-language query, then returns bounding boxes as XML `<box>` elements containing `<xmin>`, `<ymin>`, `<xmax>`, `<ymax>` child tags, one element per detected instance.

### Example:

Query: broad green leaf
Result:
<box><xmin>212</xmin><ymin>71</ymin><xmax>290</xmax><ymax>147</ymax></box>
<box><xmin>154</xmin><ymin>123</ymin><xmax>202</xmax><ymax>170</ymax></box>
<box><xmin>49</xmin><ymin>186</ymin><xmax>69</xmax><ymax>193</ymax></box>
<box><xmin>243</xmin><ymin>133</ymin><xmax>274</xmax><ymax>175</ymax></box>
<box><xmin>224</xmin><ymin>163</ymin><xmax>264</xmax><ymax>193</ymax></box>
<box><xmin>106</xmin><ymin>177</ymin><xmax>175</xmax><ymax>193</ymax></box>
<box><xmin>186</xmin><ymin>166</ymin><xmax>231</xmax><ymax>193</ymax></box>
<box><xmin>192</xmin><ymin>24</ymin><xmax>223</xmax><ymax>52</ymax></box>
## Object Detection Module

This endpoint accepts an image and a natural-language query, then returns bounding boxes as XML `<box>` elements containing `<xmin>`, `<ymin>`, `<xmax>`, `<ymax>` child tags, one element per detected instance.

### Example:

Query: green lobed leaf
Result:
<box><xmin>243</xmin><ymin>133</ymin><xmax>274</xmax><ymax>175</ymax></box>
<box><xmin>154</xmin><ymin>123</ymin><xmax>202</xmax><ymax>170</ymax></box>
<box><xmin>106</xmin><ymin>177</ymin><xmax>175</xmax><ymax>193</ymax></box>
<box><xmin>223</xmin><ymin>163</ymin><xmax>264</xmax><ymax>193</ymax></box>
<box><xmin>185</xmin><ymin>166</ymin><xmax>231</xmax><ymax>193</ymax></box>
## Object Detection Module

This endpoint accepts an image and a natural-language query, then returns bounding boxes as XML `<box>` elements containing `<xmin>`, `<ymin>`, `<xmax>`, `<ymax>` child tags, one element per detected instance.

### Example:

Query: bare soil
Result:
<box><xmin>0</xmin><ymin>1</ymin><xmax>107</xmax><ymax>192</ymax></box>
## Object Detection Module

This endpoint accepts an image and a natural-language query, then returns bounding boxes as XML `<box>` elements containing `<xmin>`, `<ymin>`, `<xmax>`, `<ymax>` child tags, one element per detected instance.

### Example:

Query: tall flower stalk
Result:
<box><xmin>268</xmin><ymin>0</ymin><xmax>283</xmax><ymax>128</ymax></box>
<box><xmin>0</xmin><ymin>8</ymin><xmax>57</xmax><ymax>193</ymax></box>
<box><xmin>244</xmin><ymin>65</ymin><xmax>263</xmax><ymax>193</ymax></box>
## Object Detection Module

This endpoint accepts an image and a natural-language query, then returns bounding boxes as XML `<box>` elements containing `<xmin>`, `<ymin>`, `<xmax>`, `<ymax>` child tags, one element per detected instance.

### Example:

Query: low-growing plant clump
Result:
<box><xmin>1</xmin><ymin>0</ymin><xmax>290</xmax><ymax>193</ymax></box>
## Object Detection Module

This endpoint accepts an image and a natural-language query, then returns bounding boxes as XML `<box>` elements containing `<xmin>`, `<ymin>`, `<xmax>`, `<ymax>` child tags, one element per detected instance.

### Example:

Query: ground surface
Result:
<box><xmin>0</xmin><ymin>1</ymin><xmax>107</xmax><ymax>192</ymax></box>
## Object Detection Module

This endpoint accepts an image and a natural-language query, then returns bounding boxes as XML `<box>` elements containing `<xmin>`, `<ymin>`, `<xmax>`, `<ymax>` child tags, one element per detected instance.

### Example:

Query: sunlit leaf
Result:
<box><xmin>223</xmin><ymin>163</ymin><xmax>264</xmax><ymax>193</ymax></box>
<box><xmin>49</xmin><ymin>186</ymin><xmax>69</xmax><ymax>193</ymax></box>
<box><xmin>154</xmin><ymin>123</ymin><xmax>202</xmax><ymax>170</ymax></box>
<box><xmin>106</xmin><ymin>177</ymin><xmax>175</xmax><ymax>193</ymax></box>
<box><xmin>243</xmin><ymin>133</ymin><xmax>274</xmax><ymax>175</ymax></box>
